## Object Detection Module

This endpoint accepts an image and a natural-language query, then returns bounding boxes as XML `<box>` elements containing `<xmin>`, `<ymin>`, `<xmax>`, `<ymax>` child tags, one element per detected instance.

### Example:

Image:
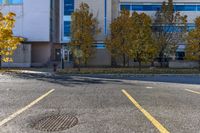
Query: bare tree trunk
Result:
<box><xmin>78</xmin><ymin>58</ymin><xmax>81</xmax><ymax>72</ymax></box>
<box><xmin>111</xmin><ymin>56</ymin><xmax>117</xmax><ymax>67</ymax></box>
<box><xmin>159</xmin><ymin>53</ymin><xmax>164</xmax><ymax>68</ymax></box>
<box><xmin>123</xmin><ymin>54</ymin><xmax>126</xmax><ymax>67</ymax></box>
<box><xmin>127</xmin><ymin>56</ymin><xmax>130</xmax><ymax>67</ymax></box>
<box><xmin>199</xmin><ymin>55</ymin><xmax>200</xmax><ymax>71</ymax></box>
<box><xmin>138</xmin><ymin>61</ymin><xmax>142</xmax><ymax>71</ymax></box>
<box><xmin>151</xmin><ymin>60</ymin><xmax>154</xmax><ymax>67</ymax></box>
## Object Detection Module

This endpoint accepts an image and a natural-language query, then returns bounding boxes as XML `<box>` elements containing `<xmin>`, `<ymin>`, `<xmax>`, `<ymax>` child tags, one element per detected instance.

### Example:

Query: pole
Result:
<box><xmin>61</xmin><ymin>45</ymin><xmax>65</xmax><ymax>69</ymax></box>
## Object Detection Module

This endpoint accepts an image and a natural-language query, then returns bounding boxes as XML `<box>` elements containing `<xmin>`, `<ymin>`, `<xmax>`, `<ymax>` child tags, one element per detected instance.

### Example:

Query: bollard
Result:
<box><xmin>53</xmin><ymin>63</ymin><xmax>57</xmax><ymax>72</ymax></box>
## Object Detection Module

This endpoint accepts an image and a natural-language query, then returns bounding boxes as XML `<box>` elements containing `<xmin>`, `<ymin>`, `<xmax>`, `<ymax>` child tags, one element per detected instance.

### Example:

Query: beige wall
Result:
<box><xmin>31</xmin><ymin>43</ymin><xmax>51</xmax><ymax>67</ymax></box>
<box><xmin>2</xmin><ymin>44</ymin><xmax>31</xmax><ymax>68</ymax></box>
<box><xmin>75</xmin><ymin>0</ymin><xmax>113</xmax><ymax>41</ymax></box>
<box><xmin>88</xmin><ymin>49</ymin><xmax>111</xmax><ymax>66</ymax></box>
<box><xmin>1</xmin><ymin>0</ymin><xmax>51</xmax><ymax>42</ymax></box>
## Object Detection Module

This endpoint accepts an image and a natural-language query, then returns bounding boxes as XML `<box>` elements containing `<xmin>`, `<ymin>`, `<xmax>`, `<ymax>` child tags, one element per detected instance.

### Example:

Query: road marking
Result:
<box><xmin>0</xmin><ymin>89</ymin><xmax>55</xmax><ymax>127</ymax></box>
<box><xmin>122</xmin><ymin>89</ymin><xmax>170</xmax><ymax>133</ymax></box>
<box><xmin>185</xmin><ymin>89</ymin><xmax>200</xmax><ymax>95</ymax></box>
<box><xmin>146</xmin><ymin>87</ymin><xmax>153</xmax><ymax>89</ymax></box>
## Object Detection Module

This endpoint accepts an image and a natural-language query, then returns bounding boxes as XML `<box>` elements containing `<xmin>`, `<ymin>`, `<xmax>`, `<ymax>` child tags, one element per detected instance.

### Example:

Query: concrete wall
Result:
<box><xmin>88</xmin><ymin>49</ymin><xmax>111</xmax><ymax>66</ymax></box>
<box><xmin>169</xmin><ymin>61</ymin><xmax>199</xmax><ymax>68</ymax></box>
<box><xmin>2</xmin><ymin>44</ymin><xmax>31</xmax><ymax>68</ymax></box>
<box><xmin>51</xmin><ymin>0</ymin><xmax>60</xmax><ymax>43</ymax></box>
<box><xmin>1</xmin><ymin>0</ymin><xmax>51</xmax><ymax>42</ymax></box>
<box><xmin>31</xmin><ymin>43</ymin><xmax>51</xmax><ymax>67</ymax></box>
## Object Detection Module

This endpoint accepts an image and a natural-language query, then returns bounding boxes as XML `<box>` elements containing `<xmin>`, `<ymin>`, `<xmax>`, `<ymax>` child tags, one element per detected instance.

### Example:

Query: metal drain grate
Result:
<box><xmin>33</xmin><ymin>114</ymin><xmax>78</xmax><ymax>132</ymax></box>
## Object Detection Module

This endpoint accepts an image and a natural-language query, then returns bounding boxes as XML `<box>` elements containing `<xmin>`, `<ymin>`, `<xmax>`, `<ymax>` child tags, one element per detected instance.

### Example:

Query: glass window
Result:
<box><xmin>0</xmin><ymin>0</ymin><xmax>23</xmax><ymax>4</ymax></box>
<box><xmin>187</xmin><ymin>23</ymin><xmax>196</xmax><ymax>31</ymax></box>
<box><xmin>132</xmin><ymin>5</ymin><xmax>143</xmax><ymax>11</ymax></box>
<box><xmin>174</xmin><ymin>5</ymin><xmax>196</xmax><ymax>11</ymax></box>
<box><xmin>151</xmin><ymin>5</ymin><xmax>161</xmax><ymax>11</ymax></box>
<box><xmin>153</xmin><ymin>25</ymin><xmax>185</xmax><ymax>33</ymax></box>
<box><xmin>93</xmin><ymin>44</ymin><xmax>106</xmax><ymax>49</ymax></box>
<box><xmin>64</xmin><ymin>0</ymin><xmax>74</xmax><ymax>15</ymax></box>
<box><xmin>121</xmin><ymin>3</ymin><xmax>200</xmax><ymax>11</ymax></box>
<box><xmin>120</xmin><ymin>5</ymin><xmax>131</xmax><ymax>10</ymax></box>
<box><xmin>64</xmin><ymin>21</ymin><xmax>71</xmax><ymax>37</ymax></box>
<box><xmin>132</xmin><ymin>5</ymin><xmax>161</xmax><ymax>11</ymax></box>
<box><xmin>143</xmin><ymin>5</ymin><xmax>153</xmax><ymax>11</ymax></box>
<box><xmin>9</xmin><ymin>0</ymin><xmax>23</xmax><ymax>4</ymax></box>
<box><xmin>197</xmin><ymin>5</ymin><xmax>200</xmax><ymax>11</ymax></box>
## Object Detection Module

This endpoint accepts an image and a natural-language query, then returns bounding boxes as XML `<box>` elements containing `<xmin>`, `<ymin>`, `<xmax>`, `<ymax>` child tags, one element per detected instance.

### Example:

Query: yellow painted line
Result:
<box><xmin>122</xmin><ymin>89</ymin><xmax>170</xmax><ymax>133</ymax></box>
<box><xmin>0</xmin><ymin>89</ymin><xmax>55</xmax><ymax>127</ymax></box>
<box><xmin>185</xmin><ymin>89</ymin><xmax>200</xmax><ymax>95</ymax></box>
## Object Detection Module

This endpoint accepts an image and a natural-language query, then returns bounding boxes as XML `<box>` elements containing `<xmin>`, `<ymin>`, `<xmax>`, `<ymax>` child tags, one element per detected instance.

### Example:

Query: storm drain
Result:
<box><xmin>32</xmin><ymin>114</ymin><xmax>78</xmax><ymax>132</ymax></box>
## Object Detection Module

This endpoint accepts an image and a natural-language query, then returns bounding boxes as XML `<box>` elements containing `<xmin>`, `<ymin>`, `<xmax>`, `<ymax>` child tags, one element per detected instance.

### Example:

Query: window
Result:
<box><xmin>197</xmin><ymin>5</ymin><xmax>200</xmax><ymax>11</ymax></box>
<box><xmin>93</xmin><ymin>44</ymin><xmax>106</xmax><ymax>49</ymax></box>
<box><xmin>120</xmin><ymin>3</ymin><xmax>200</xmax><ymax>11</ymax></box>
<box><xmin>151</xmin><ymin>5</ymin><xmax>161</xmax><ymax>11</ymax></box>
<box><xmin>187</xmin><ymin>23</ymin><xmax>196</xmax><ymax>31</ymax></box>
<box><xmin>152</xmin><ymin>25</ymin><xmax>187</xmax><ymax>33</ymax></box>
<box><xmin>174</xmin><ymin>5</ymin><xmax>197</xmax><ymax>11</ymax></box>
<box><xmin>64</xmin><ymin>0</ymin><xmax>74</xmax><ymax>15</ymax></box>
<box><xmin>64</xmin><ymin>21</ymin><xmax>71</xmax><ymax>37</ymax></box>
<box><xmin>9</xmin><ymin>0</ymin><xmax>23</xmax><ymax>4</ymax></box>
<box><xmin>132</xmin><ymin>5</ymin><xmax>143</xmax><ymax>11</ymax></box>
<box><xmin>120</xmin><ymin>5</ymin><xmax>131</xmax><ymax>10</ymax></box>
<box><xmin>0</xmin><ymin>0</ymin><xmax>23</xmax><ymax>4</ymax></box>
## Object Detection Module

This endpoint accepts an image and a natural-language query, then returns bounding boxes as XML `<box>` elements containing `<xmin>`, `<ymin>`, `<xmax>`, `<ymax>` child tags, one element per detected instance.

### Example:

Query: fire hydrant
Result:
<box><xmin>53</xmin><ymin>63</ymin><xmax>57</xmax><ymax>72</ymax></box>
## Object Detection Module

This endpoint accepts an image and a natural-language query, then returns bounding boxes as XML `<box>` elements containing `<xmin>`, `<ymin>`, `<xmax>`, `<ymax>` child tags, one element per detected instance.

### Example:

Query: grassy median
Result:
<box><xmin>57</xmin><ymin>68</ymin><xmax>200</xmax><ymax>75</ymax></box>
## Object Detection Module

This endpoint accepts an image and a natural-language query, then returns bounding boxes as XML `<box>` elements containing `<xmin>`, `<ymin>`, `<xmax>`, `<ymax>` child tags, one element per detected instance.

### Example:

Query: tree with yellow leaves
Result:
<box><xmin>186</xmin><ymin>17</ymin><xmax>200</xmax><ymax>70</ymax></box>
<box><xmin>70</xmin><ymin>3</ymin><xmax>100</xmax><ymax>67</ymax></box>
<box><xmin>0</xmin><ymin>12</ymin><xmax>22</xmax><ymax>68</ymax></box>
<box><xmin>105</xmin><ymin>10</ymin><xmax>132</xmax><ymax>67</ymax></box>
<box><xmin>153</xmin><ymin>0</ymin><xmax>187</xmax><ymax>67</ymax></box>
<box><xmin>129</xmin><ymin>12</ymin><xmax>157</xmax><ymax>70</ymax></box>
<box><xmin>106</xmin><ymin>10</ymin><xmax>157</xmax><ymax>69</ymax></box>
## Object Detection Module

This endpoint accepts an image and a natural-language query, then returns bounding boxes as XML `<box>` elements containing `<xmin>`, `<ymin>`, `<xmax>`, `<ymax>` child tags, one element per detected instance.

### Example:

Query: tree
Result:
<box><xmin>105</xmin><ymin>10</ymin><xmax>132</xmax><ymax>67</ymax></box>
<box><xmin>0</xmin><ymin>12</ymin><xmax>22</xmax><ymax>68</ymax></box>
<box><xmin>129</xmin><ymin>12</ymin><xmax>157</xmax><ymax>70</ymax></box>
<box><xmin>70</xmin><ymin>3</ymin><xmax>100</xmax><ymax>67</ymax></box>
<box><xmin>153</xmin><ymin>0</ymin><xmax>187</xmax><ymax>67</ymax></box>
<box><xmin>185</xmin><ymin>17</ymin><xmax>200</xmax><ymax>70</ymax></box>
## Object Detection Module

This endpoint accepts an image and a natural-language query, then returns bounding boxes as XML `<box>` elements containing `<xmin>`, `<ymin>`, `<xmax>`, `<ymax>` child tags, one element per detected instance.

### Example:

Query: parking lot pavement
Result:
<box><xmin>0</xmin><ymin>73</ymin><xmax>200</xmax><ymax>133</ymax></box>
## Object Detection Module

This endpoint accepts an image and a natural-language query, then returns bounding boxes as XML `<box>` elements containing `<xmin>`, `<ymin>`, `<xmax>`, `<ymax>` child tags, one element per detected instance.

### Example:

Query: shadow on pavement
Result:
<box><xmin>5</xmin><ymin>72</ymin><xmax>125</xmax><ymax>87</ymax></box>
<box><xmin>77</xmin><ymin>74</ymin><xmax>200</xmax><ymax>85</ymax></box>
<box><xmin>4</xmin><ymin>72</ymin><xmax>200</xmax><ymax>86</ymax></box>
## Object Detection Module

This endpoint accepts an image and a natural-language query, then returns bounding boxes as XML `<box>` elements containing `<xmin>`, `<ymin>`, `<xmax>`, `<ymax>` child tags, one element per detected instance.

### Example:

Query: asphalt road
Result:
<box><xmin>0</xmin><ymin>73</ymin><xmax>200</xmax><ymax>133</ymax></box>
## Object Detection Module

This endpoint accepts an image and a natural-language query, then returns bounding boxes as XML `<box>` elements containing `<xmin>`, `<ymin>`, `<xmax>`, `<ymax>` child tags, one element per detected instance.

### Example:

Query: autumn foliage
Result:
<box><xmin>70</xmin><ymin>3</ymin><xmax>100</xmax><ymax>66</ymax></box>
<box><xmin>153</xmin><ymin>0</ymin><xmax>187</xmax><ymax>65</ymax></box>
<box><xmin>0</xmin><ymin>12</ymin><xmax>22</xmax><ymax>67</ymax></box>
<box><xmin>105</xmin><ymin>10</ymin><xmax>157</xmax><ymax>70</ymax></box>
<box><xmin>186</xmin><ymin>17</ymin><xmax>200</xmax><ymax>70</ymax></box>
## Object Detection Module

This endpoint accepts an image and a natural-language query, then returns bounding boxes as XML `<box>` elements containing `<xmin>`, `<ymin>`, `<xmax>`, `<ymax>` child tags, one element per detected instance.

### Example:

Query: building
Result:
<box><xmin>1</xmin><ymin>0</ymin><xmax>200</xmax><ymax>67</ymax></box>
<box><xmin>1</xmin><ymin>0</ymin><xmax>52</xmax><ymax>67</ymax></box>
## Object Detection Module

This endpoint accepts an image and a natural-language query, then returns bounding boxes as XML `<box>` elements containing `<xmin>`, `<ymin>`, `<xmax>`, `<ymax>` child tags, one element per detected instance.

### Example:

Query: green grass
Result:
<box><xmin>1</xmin><ymin>67</ymin><xmax>199</xmax><ymax>75</ymax></box>
<box><xmin>57</xmin><ymin>68</ymin><xmax>200</xmax><ymax>75</ymax></box>
<box><xmin>0</xmin><ymin>68</ymin><xmax>13</xmax><ymax>73</ymax></box>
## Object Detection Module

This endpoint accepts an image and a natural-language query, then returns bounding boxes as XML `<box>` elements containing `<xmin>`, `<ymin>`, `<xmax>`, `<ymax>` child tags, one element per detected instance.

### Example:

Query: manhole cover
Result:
<box><xmin>33</xmin><ymin>114</ymin><xmax>78</xmax><ymax>132</ymax></box>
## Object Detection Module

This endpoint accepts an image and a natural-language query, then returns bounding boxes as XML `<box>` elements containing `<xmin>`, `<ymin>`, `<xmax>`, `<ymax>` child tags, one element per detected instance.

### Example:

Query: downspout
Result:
<box><xmin>104</xmin><ymin>0</ymin><xmax>107</xmax><ymax>35</ymax></box>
